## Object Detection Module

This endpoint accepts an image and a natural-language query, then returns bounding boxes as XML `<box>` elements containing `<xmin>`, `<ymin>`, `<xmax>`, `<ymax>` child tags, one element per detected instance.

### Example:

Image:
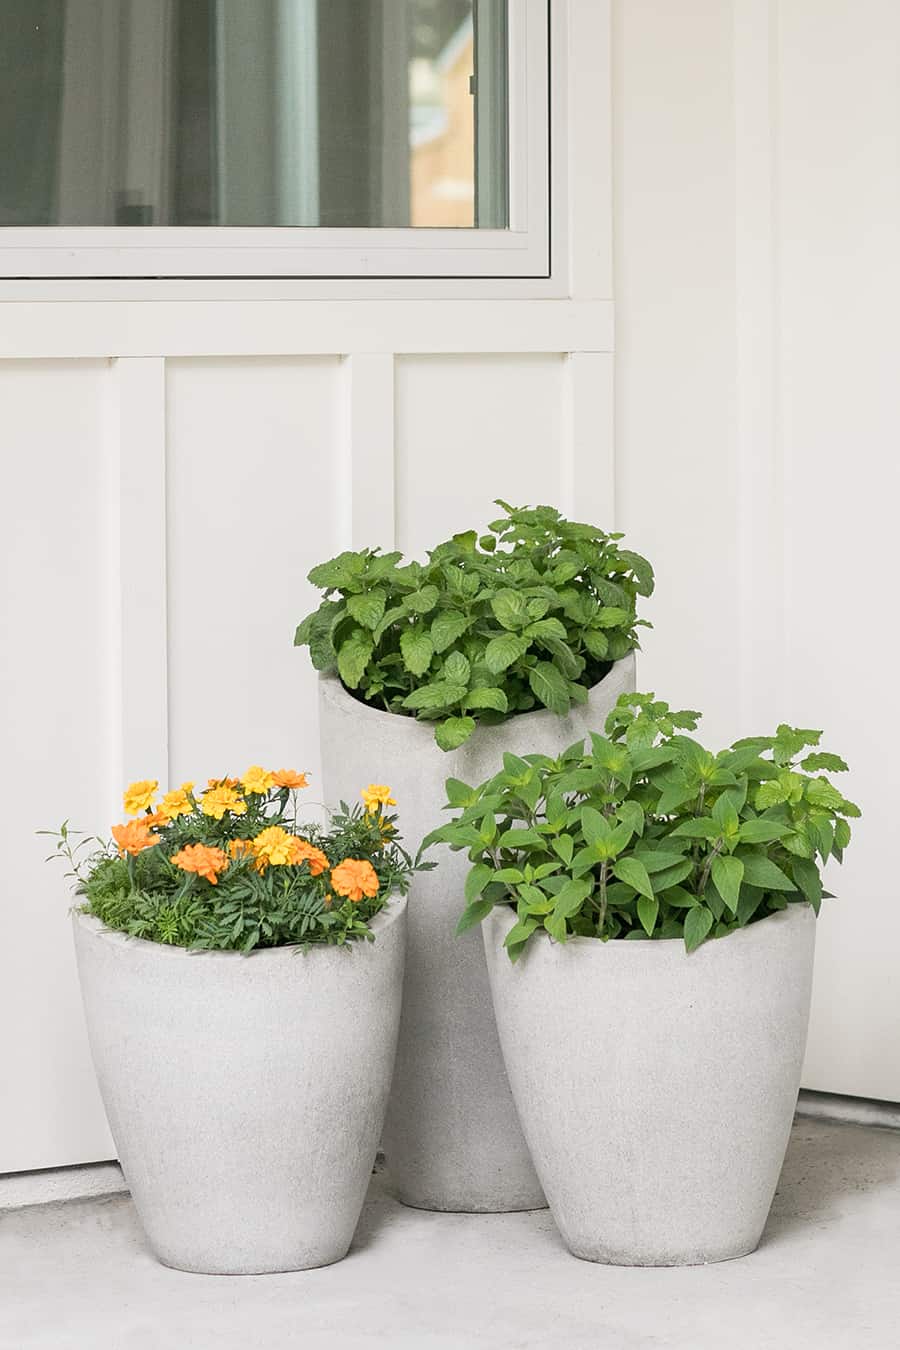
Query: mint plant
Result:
<box><xmin>294</xmin><ymin>502</ymin><xmax>654</xmax><ymax>750</ymax></box>
<box><xmin>425</xmin><ymin>693</ymin><xmax>858</xmax><ymax>958</ymax></box>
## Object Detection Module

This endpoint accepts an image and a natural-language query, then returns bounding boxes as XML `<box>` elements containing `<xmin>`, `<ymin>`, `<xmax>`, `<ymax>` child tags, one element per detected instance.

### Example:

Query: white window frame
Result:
<box><xmin>0</xmin><ymin>0</ymin><xmax>549</xmax><ymax>281</ymax></box>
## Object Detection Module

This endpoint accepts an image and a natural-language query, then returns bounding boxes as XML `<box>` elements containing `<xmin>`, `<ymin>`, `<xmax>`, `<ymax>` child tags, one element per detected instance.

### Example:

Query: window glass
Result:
<box><xmin>0</xmin><ymin>0</ymin><xmax>509</xmax><ymax>229</ymax></box>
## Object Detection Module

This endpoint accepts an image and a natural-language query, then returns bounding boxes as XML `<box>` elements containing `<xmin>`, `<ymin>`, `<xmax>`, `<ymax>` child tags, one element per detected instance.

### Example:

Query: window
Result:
<box><xmin>0</xmin><ymin>0</ymin><xmax>549</xmax><ymax>278</ymax></box>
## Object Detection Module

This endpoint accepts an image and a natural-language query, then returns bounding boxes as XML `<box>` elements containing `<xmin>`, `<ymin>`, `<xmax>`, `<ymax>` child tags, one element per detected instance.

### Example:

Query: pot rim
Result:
<box><xmin>318</xmin><ymin>651</ymin><xmax>636</xmax><ymax>739</ymax></box>
<box><xmin>484</xmin><ymin>899</ymin><xmax>813</xmax><ymax>959</ymax></box>
<box><xmin>72</xmin><ymin>890</ymin><xmax>407</xmax><ymax>963</ymax></box>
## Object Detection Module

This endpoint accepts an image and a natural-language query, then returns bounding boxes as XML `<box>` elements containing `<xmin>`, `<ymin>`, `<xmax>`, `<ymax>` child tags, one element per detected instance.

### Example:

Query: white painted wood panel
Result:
<box><xmin>165</xmin><ymin>358</ymin><xmax>343</xmax><ymax>795</ymax></box>
<box><xmin>0</xmin><ymin>361</ymin><xmax>115</xmax><ymax>1170</ymax></box>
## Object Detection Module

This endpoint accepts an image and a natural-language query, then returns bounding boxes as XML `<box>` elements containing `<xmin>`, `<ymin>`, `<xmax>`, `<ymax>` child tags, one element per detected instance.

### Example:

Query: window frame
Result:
<box><xmin>0</xmin><ymin>0</ymin><xmax>550</xmax><ymax>281</ymax></box>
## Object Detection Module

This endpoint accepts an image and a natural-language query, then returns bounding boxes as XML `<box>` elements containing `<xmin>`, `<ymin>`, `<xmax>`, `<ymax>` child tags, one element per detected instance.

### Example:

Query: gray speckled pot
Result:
<box><xmin>483</xmin><ymin>903</ymin><xmax>816</xmax><ymax>1265</ymax></box>
<box><xmin>72</xmin><ymin>898</ymin><xmax>406</xmax><ymax>1274</ymax></box>
<box><xmin>318</xmin><ymin>654</ymin><xmax>635</xmax><ymax>1212</ymax></box>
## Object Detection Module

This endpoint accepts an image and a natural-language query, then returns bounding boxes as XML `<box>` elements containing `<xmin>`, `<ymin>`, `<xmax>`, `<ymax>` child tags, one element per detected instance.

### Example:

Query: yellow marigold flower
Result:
<box><xmin>251</xmin><ymin>826</ymin><xmax>296</xmax><ymax>867</ymax></box>
<box><xmin>201</xmin><ymin>785</ymin><xmax>247</xmax><ymax>820</ymax></box>
<box><xmin>111</xmin><ymin>820</ymin><xmax>159</xmax><ymax>857</ymax></box>
<box><xmin>159</xmin><ymin>786</ymin><xmax>193</xmax><ymax>821</ymax></box>
<box><xmin>272</xmin><ymin>768</ymin><xmax>309</xmax><ymax>790</ymax></box>
<box><xmin>289</xmin><ymin>838</ymin><xmax>329</xmax><ymax>875</ymax></box>
<box><xmin>206</xmin><ymin>776</ymin><xmax>240</xmax><ymax>790</ymax></box>
<box><xmin>361</xmin><ymin>784</ymin><xmax>397</xmax><ymax>815</ymax></box>
<box><xmin>241</xmin><ymin>765</ymin><xmax>275</xmax><ymax>795</ymax></box>
<box><xmin>171</xmin><ymin>843</ymin><xmax>229</xmax><ymax>885</ymax></box>
<box><xmin>331</xmin><ymin>858</ymin><xmax>380</xmax><ymax>903</ymax></box>
<box><xmin>123</xmin><ymin>780</ymin><xmax>158</xmax><ymax>816</ymax></box>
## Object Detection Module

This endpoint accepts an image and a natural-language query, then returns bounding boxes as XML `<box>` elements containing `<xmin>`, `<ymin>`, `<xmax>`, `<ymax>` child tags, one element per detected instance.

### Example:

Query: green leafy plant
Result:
<box><xmin>294</xmin><ymin>501</ymin><xmax>654</xmax><ymax>751</ymax></box>
<box><xmin>44</xmin><ymin>770</ymin><xmax>423</xmax><ymax>952</ymax></box>
<box><xmin>424</xmin><ymin>693</ymin><xmax>858</xmax><ymax>959</ymax></box>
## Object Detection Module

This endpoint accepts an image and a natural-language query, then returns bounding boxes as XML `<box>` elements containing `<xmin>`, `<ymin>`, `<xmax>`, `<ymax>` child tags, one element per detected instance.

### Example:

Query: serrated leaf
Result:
<box><xmin>484</xmin><ymin>633</ymin><xmax>529</xmax><ymax>675</ymax></box>
<box><xmin>430</xmin><ymin>610</ymin><xmax>470</xmax><ymax>653</ymax></box>
<box><xmin>525</xmin><ymin>617</ymin><xmax>568</xmax><ymax>641</ymax></box>
<box><xmin>406</xmin><ymin>585</ymin><xmax>441</xmax><ymax>614</ymax></box>
<box><xmin>466</xmin><ymin>687</ymin><xmax>508</xmax><ymax>713</ymax></box>
<box><xmin>443</xmin><ymin>651</ymin><xmax>471</xmax><ymax>686</ymax></box>
<box><xmin>582</xmin><ymin>629</ymin><xmax>609</xmax><ymax>660</ymax></box>
<box><xmin>710</xmin><ymin>855</ymin><xmax>743</xmax><ymax>915</ymax></box>
<box><xmin>612</xmin><ymin>856</ymin><xmax>654</xmax><ymax>900</ymax></box>
<box><xmin>801</xmin><ymin>752</ymin><xmax>849</xmax><ymax>774</ymax></box>
<box><xmin>595</xmin><ymin>606</ymin><xmax>629</xmax><ymax>628</ymax></box>
<box><xmin>336</xmin><ymin>630</ymin><xmax>373</xmax><ymax>689</ymax></box>
<box><xmin>402</xmin><ymin>681</ymin><xmax>468</xmax><ymax>712</ymax></box>
<box><xmin>684</xmin><ymin>905</ymin><xmax>714</xmax><ymax>952</ymax></box>
<box><xmin>435</xmin><ymin>716</ymin><xmax>476</xmax><ymax>751</ymax></box>
<box><xmin>529</xmin><ymin>661</ymin><xmax>571</xmax><ymax>716</ymax></box>
<box><xmin>490</xmin><ymin>589</ymin><xmax>531</xmax><ymax>631</ymax></box>
<box><xmin>346</xmin><ymin>589</ymin><xmax>386</xmax><ymax>630</ymax></box>
<box><xmin>400</xmin><ymin>627</ymin><xmax>434</xmax><ymax>677</ymax></box>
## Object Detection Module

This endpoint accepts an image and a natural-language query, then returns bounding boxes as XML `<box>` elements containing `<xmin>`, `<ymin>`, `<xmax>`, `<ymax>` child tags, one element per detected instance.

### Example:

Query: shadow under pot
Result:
<box><xmin>72</xmin><ymin>897</ymin><xmax>407</xmax><ymax>1274</ymax></box>
<box><xmin>482</xmin><ymin>902</ymin><xmax>816</xmax><ymax>1266</ymax></box>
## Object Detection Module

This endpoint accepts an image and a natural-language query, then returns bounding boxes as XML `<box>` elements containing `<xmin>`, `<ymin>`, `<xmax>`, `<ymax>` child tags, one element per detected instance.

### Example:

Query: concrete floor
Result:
<box><xmin>0</xmin><ymin>1118</ymin><xmax>897</xmax><ymax>1350</ymax></box>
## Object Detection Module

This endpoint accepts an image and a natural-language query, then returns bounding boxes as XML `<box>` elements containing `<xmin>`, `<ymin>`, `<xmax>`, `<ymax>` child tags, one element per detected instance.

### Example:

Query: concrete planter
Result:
<box><xmin>483</xmin><ymin>903</ymin><xmax>816</xmax><ymax>1265</ymax></box>
<box><xmin>318</xmin><ymin>654</ymin><xmax>635</xmax><ymax>1212</ymax></box>
<box><xmin>72</xmin><ymin>898</ymin><xmax>407</xmax><ymax>1274</ymax></box>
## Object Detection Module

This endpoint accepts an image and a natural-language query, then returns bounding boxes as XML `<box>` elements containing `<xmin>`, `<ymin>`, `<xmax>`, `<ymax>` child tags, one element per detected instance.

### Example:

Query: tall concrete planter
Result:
<box><xmin>318</xmin><ymin>653</ymin><xmax>635</xmax><ymax>1212</ymax></box>
<box><xmin>483</xmin><ymin>903</ymin><xmax>816</xmax><ymax>1265</ymax></box>
<box><xmin>72</xmin><ymin>898</ymin><xmax>407</xmax><ymax>1274</ymax></box>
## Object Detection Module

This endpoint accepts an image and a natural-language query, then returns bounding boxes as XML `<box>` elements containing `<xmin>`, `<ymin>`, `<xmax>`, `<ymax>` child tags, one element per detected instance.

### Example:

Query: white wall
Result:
<box><xmin>614</xmin><ymin>0</ymin><xmax>900</xmax><ymax>1100</ymax></box>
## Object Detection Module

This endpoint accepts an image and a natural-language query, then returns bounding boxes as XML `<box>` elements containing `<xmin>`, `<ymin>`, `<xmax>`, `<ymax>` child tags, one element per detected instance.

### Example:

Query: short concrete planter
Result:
<box><xmin>483</xmin><ymin>903</ymin><xmax>816</xmax><ymax>1265</ymax></box>
<box><xmin>72</xmin><ymin>898</ymin><xmax>407</xmax><ymax>1274</ymax></box>
<box><xmin>318</xmin><ymin>655</ymin><xmax>635</xmax><ymax>1213</ymax></box>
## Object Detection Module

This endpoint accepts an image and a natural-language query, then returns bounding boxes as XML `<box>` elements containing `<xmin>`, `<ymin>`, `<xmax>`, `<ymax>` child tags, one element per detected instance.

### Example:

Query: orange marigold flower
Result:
<box><xmin>272</xmin><ymin>768</ymin><xmax>309</xmax><ymax>790</ymax></box>
<box><xmin>227</xmin><ymin>838</ymin><xmax>254</xmax><ymax>860</ymax></box>
<box><xmin>123</xmin><ymin>780</ymin><xmax>158</xmax><ymax>816</ymax></box>
<box><xmin>171</xmin><ymin>843</ymin><xmax>229</xmax><ymax>885</ymax></box>
<box><xmin>143</xmin><ymin>811</ymin><xmax>169</xmax><ymax>830</ymax></box>
<box><xmin>206</xmin><ymin>776</ymin><xmax>240</xmax><ymax>790</ymax></box>
<box><xmin>159</xmin><ymin>785</ymin><xmax>194</xmax><ymax>820</ymax></box>
<box><xmin>252</xmin><ymin>826</ymin><xmax>296</xmax><ymax>867</ymax></box>
<box><xmin>201</xmin><ymin>785</ymin><xmax>247</xmax><ymax>820</ymax></box>
<box><xmin>111</xmin><ymin>820</ymin><xmax>159</xmax><ymax>857</ymax></box>
<box><xmin>331</xmin><ymin>858</ymin><xmax>380</xmax><ymax>903</ymax></box>
<box><xmin>361</xmin><ymin>784</ymin><xmax>397</xmax><ymax>815</ymax></box>
<box><xmin>241</xmin><ymin>765</ymin><xmax>275</xmax><ymax>795</ymax></box>
<box><xmin>288</xmin><ymin>837</ymin><xmax>329</xmax><ymax>875</ymax></box>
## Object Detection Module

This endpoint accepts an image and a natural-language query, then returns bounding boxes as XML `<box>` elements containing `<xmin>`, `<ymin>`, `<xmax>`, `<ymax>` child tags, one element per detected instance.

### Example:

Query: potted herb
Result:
<box><xmin>431</xmin><ymin>694</ymin><xmax>858</xmax><ymax>1264</ymax></box>
<box><xmin>47</xmin><ymin>769</ymin><xmax>415</xmax><ymax>1274</ymax></box>
<box><xmin>296</xmin><ymin>503</ymin><xmax>654</xmax><ymax>1213</ymax></box>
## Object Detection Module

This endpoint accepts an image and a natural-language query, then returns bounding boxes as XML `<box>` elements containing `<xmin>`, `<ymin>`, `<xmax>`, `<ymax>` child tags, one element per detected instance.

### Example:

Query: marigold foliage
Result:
<box><xmin>294</xmin><ymin>501</ymin><xmax>654</xmax><ymax>751</ymax></box>
<box><xmin>425</xmin><ymin>693</ymin><xmax>859</xmax><ymax>959</ymax></box>
<box><xmin>47</xmin><ymin>769</ymin><xmax>421</xmax><ymax>953</ymax></box>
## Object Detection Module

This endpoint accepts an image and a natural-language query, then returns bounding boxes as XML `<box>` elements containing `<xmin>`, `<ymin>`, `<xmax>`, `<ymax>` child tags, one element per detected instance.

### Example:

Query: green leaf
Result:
<box><xmin>430</xmin><ymin>610</ymin><xmax>470</xmax><ymax>653</ymax></box>
<box><xmin>712</xmin><ymin>793</ymin><xmax>740</xmax><ymax>836</ymax></box>
<box><xmin>552</xmin><ymin>879</ymin><xmax>593</xmax><ymax>918</ymax></box>
<box><xmin>444</xmin><ymin>777</ymin><xmax>476</xmax><ymax>808</ymax></box>
<box><xmin>544</xmin><ymin>911</ymin><xmax>568</xmax><ymax>943</ymax></box>
<box><xmin>346</xmin><ymin>589</ymin><xmax>386</xmax><ymax>630</ymax></box>
<box><xmin>612</xmin><ymin>856</ymin><xmax>654</xmax><ymax>900</ymax></box>
<box><xmin>790</xmin><ymin>857</ymin><xmax>823</xmax><ymax>907</ymax></box>
<box><xmin>402</xmin><ymin>681</ymin><xmax>468</xmax><ymax>712</ymax></box>
<box><xmin>740</xmin><ymin>854</ymin><xmax>797</xmax><ymax>891</ymax></box>
<box><xmin>435</xmin><ymin>716</ymin><xmax>476</xmax><ymax>751</ymax></box>
<box><xmin>632</xmin><ymin>849</ymin><xmax>688</xmax><ymax>874</ymax></box>
<box><xmin>484</xmin><ymin>633</ymin><xmax>529</xmax><ymax>675</ymax></box>
<box><xmin>498</xmin><ymin>827</ymin><xmax>543</xmax><ymax>848</ymax></box>
<box><xmin>670</xmin><ymin>817</ymin><xmax>720</xmax><ymax>841</ymax></box>
<box><xmin>710</xmin><ymin>855</ymin><xmax>744</xmax><ymax>915</ymax></box>
<box><xmin>307</xmin><ymin>550</ymin><xmax>363</xmax><ymax>590</ymax></box>
<box><xmin>801</xmin><ymin>752</ymin><xmax>849</xmax><ymax>774</ymax></box>
<box><xmin>595</xmin><ymin>606</ymin><xmax>630</xmax><ymax>628</ymax></box>
<box><xmin>582</xmin><ymin>629</ymin><xmax>609</xmax><ymax>660</ymax></box>
<box><xmin>406</xmin><ymin>585</ymin><xmax>441</xmax><ymax>614</ymax></box>
<box><xmin>738</xmin><ymin>818</ymin><xmax>789</xmax><ymax>844</ymax></box>
<box><xmin>336</xmin><ymin>630</ymin><xmax>374</xmax><ymax>689</ymax></box>
<box><xmin>581</xmin><ymin>806</ymin><xmax>612</xmax><ymax>847</ymax></box>
<box><xmin>525</xmin><ymin>617</ymin><xmax>568</xmax><ymax>641</ymax></box>
<box><xmin>645</xmin><ymin>858</ymin><xmax>694</xmax><ymax>891</ymax></box>
<box><xmin>551</xmin><ymin>835</ymin><xmax>575</xmax><ymax>866</ymax></box>
<box><xmin>465</xmin><ymin>863</ymin><xmax>494</xmax><ymax>904</ymax></box>
<box><xmin>528</xmin><ymin>662</ymin><xmax>571</xmax><ymax>716</ymax></box>
<box><xmin>637</xmin><ymin>894</ymin><xmax>659</xmax><ymax>936</ymax></box>
<box><xmin>503</xmin><ymin>919</ymin><xmax>539</xmax><ymax>951</ymax></box>
<box><xmin>684</xmin><ymin>905</ymin><xmax>714</xmax><ymax>952</ymax></box>
<box><xmin>466</xmin><ymin>687</ymin><xmax>508</xmax><ymax>713</ymax></box>
<box><xmin>455</xmin><ymin>898</ymin><xmax>494</xmax><ymax>935</ymax></box>
<box><xmin>400</xmin><ymin>627</ymin><xmax>435</xmax><ymax>676</ymax></box>
<box><xmin>443</xmin><ymin>650</ymin><xmax>471</xmax><ymax>686</ymax></box>
<box><xmin>490</xmin><ymin>590</ymin><xmax>531</xmax><ymax>631</ymax></box>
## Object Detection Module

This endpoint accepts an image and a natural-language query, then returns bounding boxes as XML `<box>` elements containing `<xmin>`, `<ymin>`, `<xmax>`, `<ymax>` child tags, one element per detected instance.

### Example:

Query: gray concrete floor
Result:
<box><xmin>0</xmin><ymin>1118</ymin><xmax>897</xmax><ymax>1350</ymax></box>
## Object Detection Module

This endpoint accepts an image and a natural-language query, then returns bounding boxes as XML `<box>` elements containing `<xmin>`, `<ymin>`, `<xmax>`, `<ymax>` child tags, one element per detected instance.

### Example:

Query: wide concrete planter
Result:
<box><xmin>483</xmin><ymin>903</ymin><xmax>816</xmax><ymax>1264</ymax></box>
<box><xmin>72</xmin><ymin>898</ymin><xmax>407</xmax><ymax>1274</ymax></box>
<box><xmin>318</xmin><ymin>654</ymin><xmax>635</xmax><ymax>1212</ymax></box>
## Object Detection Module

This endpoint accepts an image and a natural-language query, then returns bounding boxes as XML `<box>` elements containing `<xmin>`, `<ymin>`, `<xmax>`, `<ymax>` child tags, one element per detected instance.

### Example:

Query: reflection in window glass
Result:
<box><xmin>0</xmin><ymin>0</ymin><xmax>508</xmax><ymax>229</ymax></box>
